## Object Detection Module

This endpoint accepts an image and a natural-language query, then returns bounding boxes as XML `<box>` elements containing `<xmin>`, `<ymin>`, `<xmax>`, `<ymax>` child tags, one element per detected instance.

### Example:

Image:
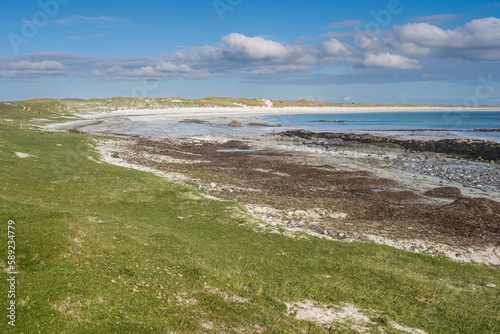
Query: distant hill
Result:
<box><xmin>0</xmin><ymin>97</ymin><xmax>498</xmax><ymax>120</ymax></box>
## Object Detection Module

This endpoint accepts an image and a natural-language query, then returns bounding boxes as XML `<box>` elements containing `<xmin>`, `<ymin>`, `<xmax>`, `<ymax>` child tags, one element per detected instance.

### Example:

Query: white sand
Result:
<box><xmin>77</xmin><ymin>106</ymin><xmax>500</xmax><ymax>121</ymax></box>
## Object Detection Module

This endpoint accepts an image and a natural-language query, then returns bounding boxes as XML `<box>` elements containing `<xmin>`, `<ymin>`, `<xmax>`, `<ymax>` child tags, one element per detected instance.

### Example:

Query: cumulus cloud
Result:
<box><xmin>0</xmin><ymin>60</ymin><xmax>68</xmax><ymax>78</ymax></box>
<box><xmin>364</xmin><ymin>53</ymin><xmax>422</xmax><ymax>70</ymax></box>
<box><xmin>358</xmin><ymin>17</ymin><xmax>500</xmax><ymax>61</ymax></box>
<box><xmin>221</xmin><ymin>33</ymin><xmax>291</xmax><ymax>60</ymax></box>
<box><xmin>9</xmin><ymin>61</ymin><xmax>66</xmax><ymax>70</ymax></box>
<box><xmin>323</xmin><ymin>39</ymin><xmax>351</xmax><ymax>55</ymax></box>
<box><xmin>1</xmin><ymin>17</ymin><xmax>499</xmax><ymax>83</ymax></box>
<box><xmin>155</xmin><ymin>62</ymin><xmax>192</xmax><ymax>72</ymax></box>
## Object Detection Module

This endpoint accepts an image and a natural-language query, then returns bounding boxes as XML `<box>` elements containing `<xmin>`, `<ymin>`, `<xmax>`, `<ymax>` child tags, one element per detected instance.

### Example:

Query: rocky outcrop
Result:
<box><xmin>279</xmin><ymin>130</ymin><xmax>500</xmax><ymax>162</ymax></box>
<box><xmin>228</xmin><ymin>120</ymin><xmax>243</xmax><ymax>127</ymax></box>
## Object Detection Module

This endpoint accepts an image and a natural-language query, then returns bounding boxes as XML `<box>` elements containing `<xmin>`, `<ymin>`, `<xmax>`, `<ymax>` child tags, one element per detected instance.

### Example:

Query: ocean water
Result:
<box><xmin>259</xmin><ymin>111</ymin><xmax>500</xmax><ymax>142</ymax></box>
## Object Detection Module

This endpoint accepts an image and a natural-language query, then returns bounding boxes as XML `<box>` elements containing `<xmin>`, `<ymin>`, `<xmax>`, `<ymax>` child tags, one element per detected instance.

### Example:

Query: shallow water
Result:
<box><xmin>259</xmin><ymin>111</ymin><xmax>500</xmax><ymax>142</ymax></box>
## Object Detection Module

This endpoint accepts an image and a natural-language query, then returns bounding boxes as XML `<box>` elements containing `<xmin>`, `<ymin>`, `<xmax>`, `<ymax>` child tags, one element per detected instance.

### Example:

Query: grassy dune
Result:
<box><xmin>0</xmin><ymin>111</ymin><xmax>499</xmax><ymax>333</ymax></box>
<box><xmin>1</xmin><ymin>98</ymin><xmax>497</xmax><ymax>119</ymax></box>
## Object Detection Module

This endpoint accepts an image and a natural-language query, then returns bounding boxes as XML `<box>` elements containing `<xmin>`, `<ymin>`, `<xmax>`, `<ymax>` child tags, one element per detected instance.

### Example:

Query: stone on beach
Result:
<box><xmin>228</xmin><ymin>120</ymin><xmax>242</xmax><ymax>127</ymax></box>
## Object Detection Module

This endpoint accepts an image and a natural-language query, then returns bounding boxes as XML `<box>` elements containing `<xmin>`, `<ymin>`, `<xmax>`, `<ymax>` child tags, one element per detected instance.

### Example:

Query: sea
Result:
<box><xmin>258</xmin><ymin>111</ymin><xmax>500</xmax><ymax>142</ymax></box>
<box><xmin>95</xmin><ymin>110</ymin><xmax>500</xmax><ymax>142</ymax></box>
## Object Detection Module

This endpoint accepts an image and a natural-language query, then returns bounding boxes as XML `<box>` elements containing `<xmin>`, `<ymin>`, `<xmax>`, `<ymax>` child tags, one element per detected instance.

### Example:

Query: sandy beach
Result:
<box><xmin>76</xmin><ymin>105</ymin><xmax>500</xmax><ymax>120</ymax></box>
<box><xmin>45</xmin><ymin>106</ymin><xmax>500</xmax><ymax>140</ymax></box>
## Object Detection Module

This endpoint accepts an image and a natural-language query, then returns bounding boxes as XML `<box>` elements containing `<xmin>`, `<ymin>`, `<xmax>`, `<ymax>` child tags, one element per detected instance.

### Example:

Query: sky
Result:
<box><xmin>0</xmin><ymin>0</ymin><xmax>499</xmax><ymax>104</ymax></box>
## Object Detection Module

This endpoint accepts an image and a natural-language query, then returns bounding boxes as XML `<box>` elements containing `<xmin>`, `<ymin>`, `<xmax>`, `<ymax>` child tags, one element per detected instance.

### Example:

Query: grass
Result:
<box><xmin>0</xmin><ymin>122</ymin><xmax>499</xmax><ymax>333</ymax></box>
<box><xmin>1</xmin><ymin>98</ymin><xmax>498</xmax><ymax>120</ymax></box>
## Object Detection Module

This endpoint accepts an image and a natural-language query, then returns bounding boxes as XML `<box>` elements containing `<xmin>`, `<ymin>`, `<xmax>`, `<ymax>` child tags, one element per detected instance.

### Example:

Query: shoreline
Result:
<box><xmin>78</xmin><ymin>106</ymin><xmax>500</xmax><ymax>120</ymax></box>
<box><xmin>44</xmin><ymin>106</ymin><xmax>500</xmax><ymax>143</ymax></box>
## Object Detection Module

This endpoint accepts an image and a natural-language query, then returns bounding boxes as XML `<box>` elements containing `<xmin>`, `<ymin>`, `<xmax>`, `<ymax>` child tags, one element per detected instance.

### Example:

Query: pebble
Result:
<box><xmin>392</xmin><ymin>157</ymin><xmax>500</xmax><ymax>190</ymax></box>
<box><xmin>338</xmin><ymin>232</ymin><xmax>345</xmax><ymax>238</ymax></box>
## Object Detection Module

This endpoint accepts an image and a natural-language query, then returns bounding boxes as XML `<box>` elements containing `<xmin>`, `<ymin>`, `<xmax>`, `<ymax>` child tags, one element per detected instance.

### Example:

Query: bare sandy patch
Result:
<box><xmin>15</xmin><ymin>152</ymin><xmax>31</xmax><ymax>158</ymax></box>
<box><xmin>286</xmin><ymin>300</ymin><xmax>427</xmax><ymax>333</ymax></box>
<box><xmin>205</xmin><ymin>285</ymin><xmax>250</xmax><ymax>303</ymax></box>
<box><xmin>53</xmin><ymin>296</ymin><xmax>91</xmax><ymax>322</ymax></box>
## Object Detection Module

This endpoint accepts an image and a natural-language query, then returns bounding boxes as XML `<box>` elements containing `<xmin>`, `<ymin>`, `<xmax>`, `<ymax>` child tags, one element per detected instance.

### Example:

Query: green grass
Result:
<box><xmin>0</xmin><ymin>124</ymin><xmax>499</xmax><ymax>333</ymax></box>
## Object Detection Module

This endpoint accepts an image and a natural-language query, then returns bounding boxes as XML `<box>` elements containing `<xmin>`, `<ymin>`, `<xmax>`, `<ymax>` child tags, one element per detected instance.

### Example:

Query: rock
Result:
<box><xmin>210</xmin><ymin>182</ymin><xmax>217</xmax><ymax>188</ymax></box>
<box><xmin>111</xmin><ymin>153</ymin><xmax>120</xmax><ymax>159</ymax></box>
<box><xmin>228</xmin><ymin>120</ymin><xmax>242</xmax><ymax>127</ymax></box>
<box><xmin>486</xmin><ymin>283</ymin><xmax>496</xmax><ymax>288</ymax></box>
<box><xmin>179</xmin><ymin>119</ymin><xmax>205</xmax><ymax>124</ymax></box>
<box><xmin>322</xmin><ymin>230</ymin><xmax>329</xmax><ymax>235</ymax></box>
<box><xmin>424</xmin><ymin>186</ymin><xmax>462</xmax><ymax>199</ymax></box>
<box><xmin>338</xmin><ymin>232</ymin><xmax>345</xmax><ymax>238</ymax></box>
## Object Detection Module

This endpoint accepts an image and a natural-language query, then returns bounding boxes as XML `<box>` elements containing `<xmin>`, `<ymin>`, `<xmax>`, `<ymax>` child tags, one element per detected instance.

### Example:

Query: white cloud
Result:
<box><xmin>323</xmin><ymin>39</ymin><xmax>351</xmax><ymax>55</ymax></box>
<box><xmin>0</xmin><ymin>60</ymin><xmax>68</xmax><ymax>78</ymax></box>
<box><xmin>128</xmin><ymin>66</ymin><xmax>157</xmax><ymax>77</ymax></box>
<box><xmin>10</xmin><ymin>61</ymin><xmax>66</xmax><ymax>70</ymax></box>
<box><xmin>356</xmin><ymin>17</ymin><xmax>500</xmax><ymax>61</ymax></box>
<box><xmin>364</xmin><ymin>53</ymin><xmax>422</xmax><ymax>70</ymax></box>
<box><xmin>1</xmin><ymin>18</ymin><xmax>499</xmax><ymax>82</ymax></box>
<box><xmin>221</xmin><ymin>33</ymin><xmax>290</xmax><ymax>60</ymax></box>
<box><xmin>396</xmin><ymin>17</ymin><xmax>500</xmax><ymax>50</ymax></box>
<box><xmin>91</xmin><ymin>70</ymin><xmax>104</xmax><ymax>77</ymax></box>
<box><xmin>155</xmin><ymin>62</ymin><xmax>192</xmax><ymax>72</ymax></box>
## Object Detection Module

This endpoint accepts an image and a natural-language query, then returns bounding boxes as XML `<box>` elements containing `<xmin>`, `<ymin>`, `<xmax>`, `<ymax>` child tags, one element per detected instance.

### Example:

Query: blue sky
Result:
<box><xmin>1</xmin><ymin>0</ymin><xmax>499</xmax><ymax>104</ymax></box>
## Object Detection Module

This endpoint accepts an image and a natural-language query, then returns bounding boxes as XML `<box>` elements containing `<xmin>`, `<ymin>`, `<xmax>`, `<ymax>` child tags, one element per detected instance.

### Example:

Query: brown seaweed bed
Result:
<box><xmin>121</xmin><ymin>135</ymin><xmax>500</xmax><ymax>247</ymax></box>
